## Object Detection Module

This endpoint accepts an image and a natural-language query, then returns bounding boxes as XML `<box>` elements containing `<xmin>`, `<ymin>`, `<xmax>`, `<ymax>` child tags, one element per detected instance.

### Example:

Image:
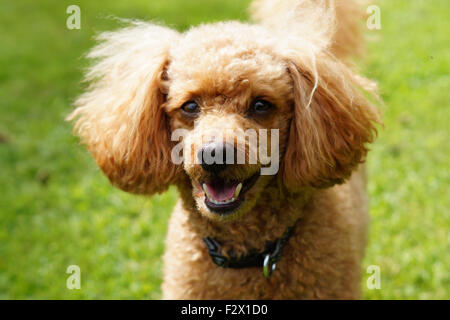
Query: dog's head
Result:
<box><xmin>69</xmin><ymin>20</ymin><xmax>379</xmax><ymax>222</ymax></box>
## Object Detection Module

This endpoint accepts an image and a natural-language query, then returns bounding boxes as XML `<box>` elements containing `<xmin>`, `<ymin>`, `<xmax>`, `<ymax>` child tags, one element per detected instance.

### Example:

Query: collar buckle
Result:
<box><xmin>263</xmin><ymin>254</ymin><xmax>277</xmax><ymax>278</ymax></box>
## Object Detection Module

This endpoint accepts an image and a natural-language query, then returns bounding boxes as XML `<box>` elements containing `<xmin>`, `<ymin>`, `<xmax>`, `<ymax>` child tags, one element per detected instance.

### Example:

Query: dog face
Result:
<box><xmin>164</xmin><ymin>23</ymin><xmax>293</xmax><ymax>220</ymax></box>
<box><xmin>69</xmin><ymin>21</ymin><xmax>378</xmax><ymax>222</ymax></box>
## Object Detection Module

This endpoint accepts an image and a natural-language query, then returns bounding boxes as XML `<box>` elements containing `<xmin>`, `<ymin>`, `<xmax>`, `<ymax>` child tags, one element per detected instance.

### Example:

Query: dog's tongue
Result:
<box><xmin>205</xmin><ymin>179</ymin><xmax>239</xmax><ymax>201</ymax></box>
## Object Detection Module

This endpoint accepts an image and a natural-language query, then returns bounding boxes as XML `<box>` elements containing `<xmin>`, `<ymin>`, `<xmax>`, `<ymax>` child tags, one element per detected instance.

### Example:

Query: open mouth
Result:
<box><xmin>202</xmin><ymin>173</ymin><xmax>260</xmax><ymax>215</ymax></box>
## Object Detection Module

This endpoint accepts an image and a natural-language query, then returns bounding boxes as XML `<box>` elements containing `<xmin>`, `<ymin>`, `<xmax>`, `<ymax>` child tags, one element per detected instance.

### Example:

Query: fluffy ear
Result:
<box><xmin>281</xmin><ymin>53</ymin><xmax>380</xmax><ymax>189</ymax></box>
<box><xmin>68</xmin><ymin>23</ymin><xmax>180</xmax><ymax>195</ymax></box>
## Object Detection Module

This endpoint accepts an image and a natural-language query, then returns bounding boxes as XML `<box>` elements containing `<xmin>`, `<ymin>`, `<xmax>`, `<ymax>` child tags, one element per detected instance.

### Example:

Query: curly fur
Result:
<box><xmin>68</xmin><ymin>0</ymin><xmax>381</xmax><ymax>299</ymax></box>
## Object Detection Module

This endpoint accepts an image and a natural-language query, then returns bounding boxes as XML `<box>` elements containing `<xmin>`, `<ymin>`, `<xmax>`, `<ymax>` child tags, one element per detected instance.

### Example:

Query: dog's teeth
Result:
<box><xmin>207</xmin><ymin>197</ymin><xmax>237</xmax><ymax>205</ymax></box>
<box><xmin>203</xmin><ymin>183</ymin><xmax>211</xmax><ymax>199</ymax></box>
<box><xmin>234</xmin><ymin>183</ymin><xmax>243</xmax><ymax>198</ymax></box>
<box><xmin>203</xmin><ymin>183</ymin><xmax>240</xmax><ymax>205</ymax></box>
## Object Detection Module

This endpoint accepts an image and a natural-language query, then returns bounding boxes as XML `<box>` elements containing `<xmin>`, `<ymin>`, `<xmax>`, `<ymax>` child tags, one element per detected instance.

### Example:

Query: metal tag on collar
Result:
<box><xmin>263</xmin><ymin>254</ymin><xmax>277</xmax><ymax>278</ymax></box>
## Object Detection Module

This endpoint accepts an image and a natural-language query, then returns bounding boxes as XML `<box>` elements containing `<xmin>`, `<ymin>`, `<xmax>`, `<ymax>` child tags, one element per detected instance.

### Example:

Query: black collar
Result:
<box><xmin>203</xmin><ymin>226</ymin><xmax>295</xmax><ymax>278</ymax></box>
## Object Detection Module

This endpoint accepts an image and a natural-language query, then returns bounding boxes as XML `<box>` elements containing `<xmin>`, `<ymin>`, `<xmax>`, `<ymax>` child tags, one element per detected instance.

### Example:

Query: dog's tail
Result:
<box><xmin>250</xmin><ymin>0</ymin><xmax>366</xmax><ymax>59</ymax></box>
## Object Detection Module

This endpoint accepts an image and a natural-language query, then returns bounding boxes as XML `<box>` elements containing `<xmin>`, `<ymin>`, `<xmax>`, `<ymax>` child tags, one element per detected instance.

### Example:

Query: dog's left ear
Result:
<box><xmin>68</xmin><ymin>23</ymin><xmax>180</xmax><ymax>195</ymax></box>
<box><xmin>281</xmin><ymin>53</ymin><xmax>380</xmax><ymax>190</ymax></box>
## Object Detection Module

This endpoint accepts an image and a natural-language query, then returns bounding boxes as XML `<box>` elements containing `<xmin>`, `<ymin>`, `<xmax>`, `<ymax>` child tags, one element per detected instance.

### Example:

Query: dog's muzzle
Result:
<box><xmin>198</xmin><ymin>141</ymin><xmax>235</xmax><ymax>174</ymax></box>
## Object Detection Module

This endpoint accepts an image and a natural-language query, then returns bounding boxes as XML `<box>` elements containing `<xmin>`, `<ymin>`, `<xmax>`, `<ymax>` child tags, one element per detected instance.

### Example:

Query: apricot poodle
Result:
<box><xmin>69</xmin><ymin>0</ymin><xmax>381</xmax><ymax>299</ymax></box>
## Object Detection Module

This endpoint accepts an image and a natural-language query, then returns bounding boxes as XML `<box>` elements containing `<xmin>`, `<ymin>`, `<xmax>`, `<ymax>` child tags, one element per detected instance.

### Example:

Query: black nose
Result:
<box><xmin>198</xmin><ymin>142</ymin><xmax>234</xmax><ymax>174</ymax></box>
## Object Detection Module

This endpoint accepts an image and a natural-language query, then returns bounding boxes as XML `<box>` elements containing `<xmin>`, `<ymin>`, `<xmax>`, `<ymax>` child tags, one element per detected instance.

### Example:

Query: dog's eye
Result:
<box><xmin>180</xmin><ymin>101</ymin><xmax>200</xmax><ymax>116</ymax></box>
<box><xmin>250</xmin><ymin>99</ymin><xmax>274</xmax><ymax>115</ymax></box>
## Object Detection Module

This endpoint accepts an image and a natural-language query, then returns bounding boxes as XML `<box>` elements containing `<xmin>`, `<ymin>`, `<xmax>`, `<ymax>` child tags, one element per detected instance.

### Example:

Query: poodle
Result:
<box><xmin>68</xmin><ymin>0</ymin><xmax>381</xmax><ymax>299</ymax></box>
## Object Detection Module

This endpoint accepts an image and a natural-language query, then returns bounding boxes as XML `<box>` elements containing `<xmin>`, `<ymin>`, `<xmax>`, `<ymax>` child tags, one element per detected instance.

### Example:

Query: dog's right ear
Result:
<box><xmin>68</xmin><ymin>23</ymin><xmax>180</xmax><ymax>195</ymax></box>
<box><xmin>280</xmin><ymin>52</ymin><xmax>380</xmax><ymax>190</ymax></box>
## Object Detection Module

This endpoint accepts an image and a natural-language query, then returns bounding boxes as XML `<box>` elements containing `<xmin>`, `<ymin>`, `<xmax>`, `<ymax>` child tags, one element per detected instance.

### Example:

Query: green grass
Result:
<box><xmin>0</xmin><ymin>0</ymin><xmax>448</xmax><ymax>299</ymax></box>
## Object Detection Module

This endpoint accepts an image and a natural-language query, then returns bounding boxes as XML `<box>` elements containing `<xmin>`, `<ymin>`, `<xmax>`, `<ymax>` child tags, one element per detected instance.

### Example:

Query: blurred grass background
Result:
<box><xmin>0</xmin><ymin>0</ymin><xmax>448</xmax><ymax>299</ymax></box>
